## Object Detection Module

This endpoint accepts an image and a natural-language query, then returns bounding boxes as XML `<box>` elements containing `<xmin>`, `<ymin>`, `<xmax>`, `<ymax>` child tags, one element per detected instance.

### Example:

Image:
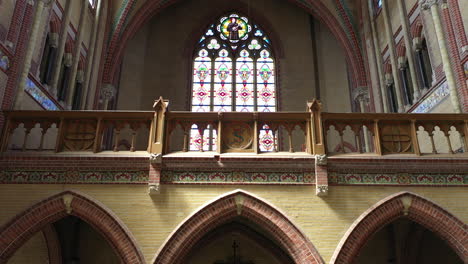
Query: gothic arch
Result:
<box><xmin>152</xmin><ymin>190</ymin><xmax>325</xmax><ymax>264</ymax></box>
<box><xmin>101</xmin><ymin>0</ymin><xmax>366</xmax><ymax>90</ymax></box>
<box><xmin>330</xmin><ymin>192</ymin><xmax>468</xmax><ymax>264</ymax></box>
<box><xmin>0</xmin><ymin>190</ymin><xmax>145</xmax><ymax>264</ymax></box>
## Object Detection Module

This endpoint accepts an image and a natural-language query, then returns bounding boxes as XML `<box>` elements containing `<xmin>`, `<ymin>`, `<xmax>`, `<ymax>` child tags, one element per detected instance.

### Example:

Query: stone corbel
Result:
<box><xmin>316</xmin><ymin>185</ymin><xmax>328</xmax><ymax>197</ymax></box>
<box><xmin>413</xmin><ymin>37</ymin><xmax>422</xmax><ymax>51</ymax></box>
<box><xmin>397</xmin><ymin>56</ymin><xmax>407</xmax><ymax>70</ymax></box>
<box><xmin>150</xmin><ymin>153</ymin><xmax>162</xmax><ymax>164</ymax></box>
<box><xmin>352</xmin><ymin>86</ymin><xmax>370</xmax><ymax>104</ymax></box>
<box><xmin>315</xmin><ymin>154</ymin><xmax>327</xmax><ymax>166</ymax></box>
<box><xmin>419</xmin><ymin>0</ymin><xmax>439</xmax><ymax>10</ymax></box>
<box><xmin>385</xmin><ymin>73</ymin><xmax>394</xmax><ymax>86</ymax></box>
<box><xmin>62</xmin><ymin>194</ymin><xmax>74</xmax><ymax>214</ymax></box>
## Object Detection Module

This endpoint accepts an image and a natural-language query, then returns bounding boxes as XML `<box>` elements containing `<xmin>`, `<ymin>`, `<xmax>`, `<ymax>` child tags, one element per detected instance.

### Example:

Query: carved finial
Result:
<box><xmin>62</xmin><ymin>194</ymin><xmax>74</xmax><ymax>214</ymax></box>
<box><xmin>148</xmin><ymin>183</ymin><xmax>160</xmax><ymax>195</ymax></box>
<box><xmin>316</xmin><ymin>185</ymin><xmax>328</xmax><ymax>196</ymax></box>
<box><xmin>235</xmin><ymin>194</ymin><xmax>245</xmax><ymax>215</ymax></box>
<box><xmin>307</xmin><ymin>98</ymin><xmax>322</xmax><ymax>112</ymax></box>
<box><xmin>153</xmin><ymin>96</ymin><xmax>169</xmax><ymax>111</ymax></box>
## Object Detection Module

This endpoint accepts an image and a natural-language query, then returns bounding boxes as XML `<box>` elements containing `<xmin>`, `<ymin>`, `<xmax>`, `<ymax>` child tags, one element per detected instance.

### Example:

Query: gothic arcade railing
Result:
<box><xmin>1</xmin><ymin>99</ymin><xmax>467</xmax><ymax>157</ymax></box>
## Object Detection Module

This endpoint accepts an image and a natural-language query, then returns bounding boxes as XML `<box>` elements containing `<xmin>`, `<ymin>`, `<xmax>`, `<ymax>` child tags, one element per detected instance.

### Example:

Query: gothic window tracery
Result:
<box><xmin>190</xmin><ymin>13</ymin><xmax>277</xmax><ymax>151</ymax></box>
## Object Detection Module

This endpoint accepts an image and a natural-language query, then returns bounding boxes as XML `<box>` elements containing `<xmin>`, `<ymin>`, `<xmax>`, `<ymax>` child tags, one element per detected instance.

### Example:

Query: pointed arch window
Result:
<box><xmin>191</xmin><ymin>13</ymin><xmax>277</xmax><ymax>151</ymax></box>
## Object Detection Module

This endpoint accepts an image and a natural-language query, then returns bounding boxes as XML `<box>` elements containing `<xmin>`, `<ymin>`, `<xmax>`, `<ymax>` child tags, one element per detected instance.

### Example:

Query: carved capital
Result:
<box><xmin>352</xmin><ymin>86</ymin><xmax>369</xmax><ymax>102</ymax></box>
<box><xmin>398</xmin><ymin>56</ymin><xmax>408</xmax><ymax>69</ymax></box>
<box><xmin>385</xmin><ymin>74</ymin><xmax>394</xmax><ymax>86</ymax></box>
<box><xmin>419</xmin><ymin>0</ymin><xmax>440</xmax><ymax>10</ymax></box>
<box><xmin>49</xmin><ymin>33</ymin><xmax>59</xmax><ymax>48</ymax></box>
<box><xmin>413</xmin><ymin>37</ymin><xmax>422</xmax><ymax>51</ymax></box>
<box><xmin>100</xmin><ymin>84</ymin><xmax>117</xmax><ymax>101</ymax></box>
<box><xmin>316</xmin><ymin>185</ymin><xmax>328</xmax><ymax>196</ymax></box>
<box><xmin>148</xmin><ymin>183</ymin><xmax>160</xmax><ymax>195</ymax></box>
<box><xmin>315</xmin><ymin>154</ymin><xmax>327</xmax><ymax>166</ymax></box>
<box><xmin>63</xmin><ymin>53</ymin><xmax>73</xmax><ymax>67</ymax></box>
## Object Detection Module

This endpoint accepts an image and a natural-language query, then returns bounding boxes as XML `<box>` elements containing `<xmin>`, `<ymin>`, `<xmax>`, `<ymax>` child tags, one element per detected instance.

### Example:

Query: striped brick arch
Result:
<box><xmin>152</xmin><ymin>190</ymin><xmax>325</xmax><ymax>264</ymax></box>
<box><xmin>330</xmin><ymin>192</ymin><xmax>468</xmax><ymax>264</ymax></box>
<box><xmin>0</xmin><ymin>191</ymin><xmax>145</xmax><ymax>264</ymax></box>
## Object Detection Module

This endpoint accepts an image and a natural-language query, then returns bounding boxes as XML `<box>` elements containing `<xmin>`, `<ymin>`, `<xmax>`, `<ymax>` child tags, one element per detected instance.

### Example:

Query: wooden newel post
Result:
<box><xmin>148</xmin><ymin>97</ymin><xmax>169</xmax><ymax>154</ymax></box>
<box><xmin>307</xmin><ymin>99</ymin><xmax>325</xmax><ymax>155</ymax></box>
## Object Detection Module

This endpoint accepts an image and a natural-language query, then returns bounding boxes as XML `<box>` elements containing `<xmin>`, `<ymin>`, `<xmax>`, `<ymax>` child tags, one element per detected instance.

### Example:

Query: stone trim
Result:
<box><xmin>330</xmin><ymin>191</ymin><xmax>468</xmax><ymax>264</ymax></box>
<box><xmin>0</xmin><ymin>190</ymin><xmax>145</xmax><ymax>264</ymax></box>
<box><xmin>152</xmin><ymin>190</ymin><xmax>324</xmax><ymax>264</ymax></box>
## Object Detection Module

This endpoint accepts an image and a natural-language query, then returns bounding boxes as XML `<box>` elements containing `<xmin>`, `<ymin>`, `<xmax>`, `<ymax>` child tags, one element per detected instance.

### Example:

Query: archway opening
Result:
<box><xmin>8</xmin><ymin>215</ymin><xmax>120</xmax><ymax>264</ymax></box>
<box><xmin>185</xmin><ymin>221</ymin><xmax>294</xmax><ymax>264</ymax></box>
<box><xmin>356</xmin><ymin>218</ymin><xmax>463</xmax><ymax>264</ymax></box>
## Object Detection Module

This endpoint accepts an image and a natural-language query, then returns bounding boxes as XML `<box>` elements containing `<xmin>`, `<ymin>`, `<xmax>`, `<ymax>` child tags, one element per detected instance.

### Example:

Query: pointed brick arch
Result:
<box><xmin>153</xmin><ymin>190</ymin><xmax>324</xmax><ymax>264</ymax></box>
<box><xmin>0</xmin><ymin>191</ymin><xmax>145</xmax><ymax>264</ymax></box>
<box><xmin>330</xmin><ymin>192</ymin><xmax>468</xmax><ymax>264</ymax></box>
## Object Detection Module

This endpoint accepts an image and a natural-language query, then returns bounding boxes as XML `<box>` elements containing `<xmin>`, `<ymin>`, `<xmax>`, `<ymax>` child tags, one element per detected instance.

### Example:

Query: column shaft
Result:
<box><xmin>50</xmin><ymin>0</ymin><xmax>72</xmax><ymax>94</ymax></box>
<box><xmin>367</xmin><ymin>0</ymin><xmax>389</xmax><ymax>112</ymax></box>
<box><xmin>397</xmin><ymin>0</ymin><xmax>420</xmax><ymax>101</ymax></box>
<box><xmin>428</xmin><ymin>3</ymin><xmax>461</xmax><ymax>112</ymax></box>
<box><xmin>14</xmin><ymin>0</ymin><xmax>50</xmax><ymax>109</ymax></box>
<box><xmin>82</xmin><ymin>0</ymin><xmax>102</xmax><ymax>109</ymax></box>
<box><xmin>382</xmin><ymin>0</ymin><xmax>405</xmax><ymax>112</ymax></box>
<box><xmin>66</xmin><ymin>0</ymin><xmax>88</xmax><ymax>107</ymax></box>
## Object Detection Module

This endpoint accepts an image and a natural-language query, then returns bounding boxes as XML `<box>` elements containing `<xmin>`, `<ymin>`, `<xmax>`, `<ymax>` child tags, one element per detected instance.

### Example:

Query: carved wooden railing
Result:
<box><xmin>322</xmin><ymin>113</ymin><xmax>468</xmax><ymax>155</ymax></box>
<box><xmin>1</xmin><ymin>111</ymin><xmax>153</xmax><ymax>153</ymax></box>
<box><xmin>1</xmin><ymin>98</ymin><xmax>467</xmax><ymax>157</ymax></box>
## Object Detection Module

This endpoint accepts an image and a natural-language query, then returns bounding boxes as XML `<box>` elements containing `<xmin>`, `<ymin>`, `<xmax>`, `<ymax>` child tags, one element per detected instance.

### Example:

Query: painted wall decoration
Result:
<box><xmin>0</xmin><ymin>49</ymin><xmax>9</xmax><ymax>71</ymax></box>
<box><xmin>412</xmin><ymin>81</ymin><xmax>449</xmax><ymax>113</ymax></box>
<box><xmin>25</xmin><ymin>78</ymin><xmax>60</xmax><ymax>110</ymax></box>
<box><xmin>0</xmin><ymin>170</ymin><xmax>149</xmax><ymax>184</ymax></box>
<box><xmin>329</xmin><ymin>172</ymin><xmax>467</xmax><ymax>186</ymax></box>
<box><xmin>161</xmin><ymin>169</ymin><xmax>315</xmax><ymax>184</ymax></box>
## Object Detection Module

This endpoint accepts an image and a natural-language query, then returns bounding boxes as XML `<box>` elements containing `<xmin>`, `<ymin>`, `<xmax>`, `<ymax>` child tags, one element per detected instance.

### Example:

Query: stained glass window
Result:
<box><xmin>191</xmin><ymin>13</ymin><xmax>277</xmax><ymax>151</ymax></box>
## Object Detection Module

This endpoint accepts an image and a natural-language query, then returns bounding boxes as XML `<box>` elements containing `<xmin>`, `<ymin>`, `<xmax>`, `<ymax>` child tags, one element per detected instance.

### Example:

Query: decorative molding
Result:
<box><xmin>329</xmin><ymin>172</ymin><xmax>467</xmax><ymax>186</ymax></box>
<box><xmin>161</xmin><ymin>169</ymin><xmax>315</xmax><ymax>184</ymax></box>
<box><xmin>411</xmin><ymin>81</ymin><xmax>449</xmax><ymax>113</ymax></box>
<box><xmin>0</xmin><ymin>170</ymin><xmax>149</xmax><ymax>184</ymax></box>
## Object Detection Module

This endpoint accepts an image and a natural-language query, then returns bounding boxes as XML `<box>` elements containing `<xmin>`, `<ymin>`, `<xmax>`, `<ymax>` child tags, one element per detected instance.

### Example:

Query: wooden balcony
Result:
<box><xmin>1</xmin><ymin>98</ymin><xmax>467</xmax><ymax>157</ymax></box>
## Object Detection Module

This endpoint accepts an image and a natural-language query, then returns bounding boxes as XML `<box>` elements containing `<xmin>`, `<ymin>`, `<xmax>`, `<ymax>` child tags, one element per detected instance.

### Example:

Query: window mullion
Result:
<box><xmin>232</xmin><ymin>55</ymin><xmax>236</xmax><ymax>112</ymax></box>
<box><xmin>253</xmin><ymin>54</ymin><xmax>258</xmax><ymax>112</ymax></box>
<box><xmin>210</xmin><ymin>54</ymin><xmax>215</xmax><ymax>111</ymax></box>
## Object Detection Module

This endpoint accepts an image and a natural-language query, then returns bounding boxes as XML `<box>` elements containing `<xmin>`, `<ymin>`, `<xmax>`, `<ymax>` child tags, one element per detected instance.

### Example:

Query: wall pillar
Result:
<box><xmin>366</xmin><ymin>0</ymin><xmax>389</xmax><ymax>112</ymax></box>
<box><xmin>397</xmin><ymin>0</ymin><xmax>421</xmax><ymax>101</ymax></box>
<box><xmin>420</xmin><ymin>0</ymin><xmax>461</xmax><ymax>113</ymax></box>
<box><xmin>382</xmin><ymin>0</ymin><xmax>405</xmax><ymax>112</ymax></box>
<box><xmin>82</xmin><ymin>0</ymin><xmax>102</xmax><ymax>109</ymax></box>
<box><xmin>13</xmin><ymin>0</ymin><xmax>51</xmax><ymax>109</ymax></box>
<box><xmin>50</xmin><ymin>0</ymin><xmax>72</xmax><ymax>95</ymax></box>
<box><xmin>66</xmin><ymin>0</ymin><xmax>88</xmax><ymax>107</ymax></box>
<box><xmin>354</xmin><ymin>86</ymin><xmax>371</xmax><ymax>152</ymax></box>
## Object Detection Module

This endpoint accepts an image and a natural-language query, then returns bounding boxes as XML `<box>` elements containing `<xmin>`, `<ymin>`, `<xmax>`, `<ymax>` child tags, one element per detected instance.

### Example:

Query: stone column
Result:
<box><xmin>14</xmin><ymin>0</ymin><xmax>51</xmax><ymax>109</ymax></box>
<box><xmin>66</xmin><ymin>0</ymin><xmax>88</xmax><ymax>107</ymax></box>
<box><xmin>101</xmin><ymin>83</ymin><xmax>116</xmax><ymax>110</ymax></box>
<box><xmin>397</xmin><ymin>0</ymin><xmax>421</xmax><ymax>101</ymax></box>
<box><xmin>382</xmin><ymin>0</ymin><xmax>405</xmax><ymax>112</ymax></box>
<box><xmin>420</xmin><ymin>0</ymin><xmax>461</xmax><ymax>113</ymax></box>
<box><xmin>50</xmin><ymin>0</ymin><xmax>72</xmax><ymax>95</ymax></box>
<box><xmin>82</xmin><ymin>0</ymin><xmax>102</xmax><ymax>109</ymax></box>
<box><xmin>367</xmin><ymin>0</ymin><xmax>389</xmax><ymax>112</ymax></box>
